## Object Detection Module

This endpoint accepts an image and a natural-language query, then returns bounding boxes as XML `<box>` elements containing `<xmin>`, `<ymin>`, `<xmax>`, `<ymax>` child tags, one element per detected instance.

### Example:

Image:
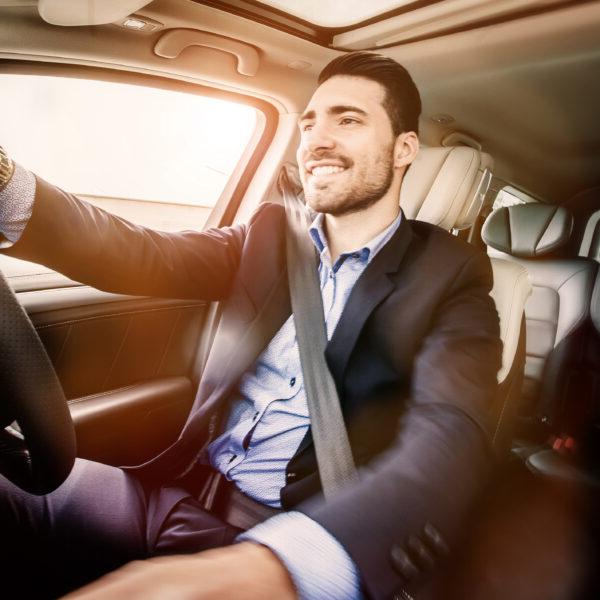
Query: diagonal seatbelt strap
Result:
<box><xmin>279</xmin><ymin>168</ymin><xmax>358</xmax><ymax>499</ymax></box>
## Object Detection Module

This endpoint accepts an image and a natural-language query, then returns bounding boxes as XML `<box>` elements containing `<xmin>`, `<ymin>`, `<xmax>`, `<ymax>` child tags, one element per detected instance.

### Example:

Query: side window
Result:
<box><xmin>0</xmin><ymin>73</ymin><xmax>262</xmax><ymax>283</ymax></box>
<box><xmin>492</xmin><ymin>184</ymin><xmax>539</xmax><ymax>210</ymax></box>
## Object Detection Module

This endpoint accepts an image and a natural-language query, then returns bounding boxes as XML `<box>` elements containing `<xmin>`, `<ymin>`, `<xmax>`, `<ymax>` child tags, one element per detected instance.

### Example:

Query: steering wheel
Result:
<box><xmin>0</xmin><ymin>268</ymin><xmax>76</xmax><ymax>494</ymax></box>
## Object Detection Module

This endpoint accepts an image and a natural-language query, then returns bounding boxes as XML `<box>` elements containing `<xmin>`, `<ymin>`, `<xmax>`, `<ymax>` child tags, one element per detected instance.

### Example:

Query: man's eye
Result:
<box><xmin>301</xmin><ymin>123</ymin><xmax>313</xmax><ymax>132</ymax></box>
<box><xmin>340</xmin><ymin>117</ymin><xmax>359</xmax><ymax>125</ymax></box>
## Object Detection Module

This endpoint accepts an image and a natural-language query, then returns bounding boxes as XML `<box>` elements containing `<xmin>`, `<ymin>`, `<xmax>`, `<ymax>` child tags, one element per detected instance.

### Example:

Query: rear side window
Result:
<box><xmin>492</xmin><ymin>184</ymin><xmax>539</xmax><ymax>210</ymax></box>
<box><xmin>0</xmin><ymin>73</ymin><xmax>262</xmax><ymax>282</ymax></box>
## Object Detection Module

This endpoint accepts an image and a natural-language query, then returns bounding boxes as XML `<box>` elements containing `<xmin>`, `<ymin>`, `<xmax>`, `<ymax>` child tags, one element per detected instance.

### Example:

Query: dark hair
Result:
<box><xmin>318</xmin><ymin>52</ymin><xmax>421</xmax><ymax>136</ymax></box>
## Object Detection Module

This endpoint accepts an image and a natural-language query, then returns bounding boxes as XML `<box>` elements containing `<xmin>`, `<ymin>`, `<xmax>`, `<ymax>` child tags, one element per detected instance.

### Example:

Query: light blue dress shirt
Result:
<box><xmin>0</xmin><ymin>165</ymin><xmax>401</xmax><ymax>599</ymax></box>
<box><xmin>208</xmin><ymin>211</ymin><xmax>401</xmax><ymax>506</ymax></box>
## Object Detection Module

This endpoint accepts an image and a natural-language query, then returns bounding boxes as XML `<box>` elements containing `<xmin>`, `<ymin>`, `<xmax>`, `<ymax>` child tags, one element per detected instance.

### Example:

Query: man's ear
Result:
<box><xmin>394</xmin><ymin>131</ymin><xmax>419</xmax><ymax>169</ymax></box>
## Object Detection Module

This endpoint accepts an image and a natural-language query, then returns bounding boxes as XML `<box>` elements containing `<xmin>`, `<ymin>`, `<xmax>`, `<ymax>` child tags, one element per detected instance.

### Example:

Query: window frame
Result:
<box><xmin>0</xmin><ymin>60</ymin><xmax>278</xmax><ymax>290</ymax></box>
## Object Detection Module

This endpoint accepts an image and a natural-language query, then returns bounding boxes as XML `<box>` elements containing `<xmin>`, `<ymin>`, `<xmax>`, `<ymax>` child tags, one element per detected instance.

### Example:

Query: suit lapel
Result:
<box><xmin>325</xmin><ymin>215</ymin><xmax>413</xmax><ymax>384</ymax></box>
<box><xmin>183</xmin><ymin>211</ymin><xmax>413</xmax><ymax>447</ymax></box>
<box><xmin>294</xmin><ymin>216</ymin><xmax>414</xmax><ymax>458</ymax></box>
<box><xmin>219</xmin><ymin>267</ymin><xmax>291</xmax><ymax>393</ymax></box>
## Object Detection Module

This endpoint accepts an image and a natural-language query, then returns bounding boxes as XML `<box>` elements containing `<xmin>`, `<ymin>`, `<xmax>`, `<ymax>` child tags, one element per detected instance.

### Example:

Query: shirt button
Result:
<box><xmin>290</xmin><ymin>377</ymin><xmax>296</xmax><ymax>387</ymax></box>
<box><xmin>390</xmin><ymin>545</ymin><xmax>419</xmax><ymax>580</ymax></box>
<box><xmin>329</xmin><ymin>272</ymin><xmax>334</xmax><ymax>279</ymax></box>
<box><xmin>228</xmin><ymin>454</ymin><xmax>237</xmax><ymax>463</ymax></box>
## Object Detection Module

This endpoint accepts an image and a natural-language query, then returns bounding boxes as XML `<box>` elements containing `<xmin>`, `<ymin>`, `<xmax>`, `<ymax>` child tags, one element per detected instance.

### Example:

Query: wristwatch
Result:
<box><xmin>0</xmin><ymin>146</ymin><xmax>15</xmax><ymax>192</ymax></box>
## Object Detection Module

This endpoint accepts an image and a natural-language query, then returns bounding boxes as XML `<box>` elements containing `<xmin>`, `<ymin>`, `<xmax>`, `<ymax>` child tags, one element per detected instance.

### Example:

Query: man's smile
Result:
<box><xmin>310</xmin><ymin>165</ymin><xmax>346</xmax><ymax>177</ymax></box>
<box><xmin>304</xmin><ymin>158</ymin><xmax>351</xmax><ymax>180</ymax></box>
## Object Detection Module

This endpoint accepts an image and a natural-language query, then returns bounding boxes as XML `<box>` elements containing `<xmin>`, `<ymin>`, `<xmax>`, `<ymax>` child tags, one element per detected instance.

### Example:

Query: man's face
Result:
<box><xmin>297</xmin><ymin>75</ymin><xmax>397</xmax><ymax>216</ymax></box>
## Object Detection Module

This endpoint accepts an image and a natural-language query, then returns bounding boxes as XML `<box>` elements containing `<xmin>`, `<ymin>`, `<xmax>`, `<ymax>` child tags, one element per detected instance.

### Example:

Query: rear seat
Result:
<box><xmin>447</xmin><ymin>201</ymin><xmax>599</xmax><ymax>600</ymax></box>
<box><xmin>524</xmin><ymin>270</ymin><xmax>600</xmax><ymax>485</ymax></box>
<box><xmin>525</xmin><ymin>204</ymin><xmax>600</xmax><ymax>485</ymax></box>
<box><xmin>482</xmin><ymin>203</ymin><xmax>598</xmax><ymax>441</ymax></box>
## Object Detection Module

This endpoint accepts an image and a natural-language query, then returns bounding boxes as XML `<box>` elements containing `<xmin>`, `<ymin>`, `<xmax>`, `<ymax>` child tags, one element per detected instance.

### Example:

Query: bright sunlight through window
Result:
<box><xmin>0</xmin><ymin>75</ymin><xmax>257</xmax><ymax>207</ymax></box>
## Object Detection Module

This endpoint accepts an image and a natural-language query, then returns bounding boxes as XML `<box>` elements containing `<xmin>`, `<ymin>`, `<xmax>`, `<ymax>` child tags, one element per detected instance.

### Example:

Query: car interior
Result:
<box><xmin>0</xmin><ymin>0</ymin><xmax>599</xmax><ymax>597</ymax></box>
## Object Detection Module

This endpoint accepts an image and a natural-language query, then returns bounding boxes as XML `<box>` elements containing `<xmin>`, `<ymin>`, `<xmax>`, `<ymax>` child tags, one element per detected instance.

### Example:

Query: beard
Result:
<box><xmin>302</xmin><ymin>143</ymin><xmax>395</xmax><ymax>217</ymax></box>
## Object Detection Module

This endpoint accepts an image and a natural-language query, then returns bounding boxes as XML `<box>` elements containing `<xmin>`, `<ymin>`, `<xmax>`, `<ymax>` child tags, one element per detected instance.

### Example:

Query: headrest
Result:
<box><xmin>401</xmin><ymin>146</ymin><xmax>492</xmax><ymax>231</ymax></box>
<box><xmin>482</xmin><ymin>204</ymin><xmax>573</xmax><ymax>258</ymax></box>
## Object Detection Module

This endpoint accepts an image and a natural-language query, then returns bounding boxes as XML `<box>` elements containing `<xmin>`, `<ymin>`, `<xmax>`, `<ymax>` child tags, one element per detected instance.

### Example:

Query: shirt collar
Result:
<box><xmin>308</xmin><ymin>211</ymin><xmax>402</xmax><ymax>271</ymax></box>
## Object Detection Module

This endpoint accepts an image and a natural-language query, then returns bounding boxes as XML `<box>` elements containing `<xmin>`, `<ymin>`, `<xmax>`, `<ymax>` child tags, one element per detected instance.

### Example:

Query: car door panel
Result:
<box><xmin>69</xmin><ymin>376</ymin><xmax>194</xmax><ymax>467</ymax></box>
<box><xmin>19</xmin><ymin>287</ymin><xmax>208</xmax><ymax>465</ymax></box>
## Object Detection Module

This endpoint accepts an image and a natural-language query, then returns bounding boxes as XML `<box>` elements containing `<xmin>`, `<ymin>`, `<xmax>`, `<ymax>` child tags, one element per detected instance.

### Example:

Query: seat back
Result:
<box><xmin>401</xmin><ymin>146</ymin><xmax>530</xmax><ymax>454</ymax></box>
<box><xmin>482</xmin><ymin>204</ymin><xmax>598</xmax><ymax>437</ymax></box>
<box><xmin>524</xmin><ymin>268</ymin><xmax>600</xmax><ymax>486</ymax></box>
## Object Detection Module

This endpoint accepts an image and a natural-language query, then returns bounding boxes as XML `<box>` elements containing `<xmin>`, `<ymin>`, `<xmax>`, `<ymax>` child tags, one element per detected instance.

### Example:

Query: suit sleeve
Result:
<box><xmin>1</xmin><ymin>174</ymin><xmax>253</xmax><ymax>300</ymax></box>
<box><xmin>301</xmin><ymin>250</ymin><xmax>502</xmax><ymax>600</ymax></box>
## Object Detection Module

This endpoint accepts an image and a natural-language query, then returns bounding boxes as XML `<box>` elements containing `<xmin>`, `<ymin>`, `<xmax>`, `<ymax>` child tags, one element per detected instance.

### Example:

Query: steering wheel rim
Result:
<box><xmin>0</xmin><ymin>268</ymin><xmax>76</xmax><ymax>494</ymax></box>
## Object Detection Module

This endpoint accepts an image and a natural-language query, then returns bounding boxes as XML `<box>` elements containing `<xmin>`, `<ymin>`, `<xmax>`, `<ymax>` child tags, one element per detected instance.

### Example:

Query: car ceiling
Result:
<box><xmin>0</xmin><ymin>0</ymin><xmax>599</xmax><ymax>204</ymax></box>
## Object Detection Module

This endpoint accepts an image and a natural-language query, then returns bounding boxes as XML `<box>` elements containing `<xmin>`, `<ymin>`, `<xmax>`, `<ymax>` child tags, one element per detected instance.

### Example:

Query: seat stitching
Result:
<box><xmin>34</xmin><ymin>303</ymin><xmax>204</xmax><ymax>330</ymax></box>
<box><xmin>67</xmin><ymin>383</ymin><xmax>139</xmax><ymax>404</ymax></box>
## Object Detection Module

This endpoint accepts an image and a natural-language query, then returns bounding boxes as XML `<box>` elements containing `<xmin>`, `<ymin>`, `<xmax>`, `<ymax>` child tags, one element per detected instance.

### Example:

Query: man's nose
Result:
<box><xmin>305</xmin><ymin>122</ymin><xmax>335</xmax><ymax>154</ymax></box>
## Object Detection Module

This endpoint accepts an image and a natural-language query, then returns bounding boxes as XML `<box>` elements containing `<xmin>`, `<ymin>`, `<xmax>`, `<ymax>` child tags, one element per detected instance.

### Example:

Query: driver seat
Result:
<box><xmin>401</xmin><ymin>145</ymin><xmax>532</xmax><ymax>455</ymax></box>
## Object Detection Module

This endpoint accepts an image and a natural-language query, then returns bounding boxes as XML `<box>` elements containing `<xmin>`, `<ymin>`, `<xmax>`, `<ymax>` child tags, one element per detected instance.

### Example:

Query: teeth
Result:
<box><xmin>311</xmin><ymin>165</ymin><xmax>345</xmax><ymax>176</ymax></box>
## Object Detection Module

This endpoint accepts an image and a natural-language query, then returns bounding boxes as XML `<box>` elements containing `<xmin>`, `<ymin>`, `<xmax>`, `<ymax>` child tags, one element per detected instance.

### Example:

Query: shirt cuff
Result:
<box><xmin>238</xmin><ymin>511</ymin><xmax>363</xmax><ymax>600</ymax></box>
<box><xmin>0</xmin><ymin>163</ymin><xmax>35</xmax><ymax>248</ymax></box>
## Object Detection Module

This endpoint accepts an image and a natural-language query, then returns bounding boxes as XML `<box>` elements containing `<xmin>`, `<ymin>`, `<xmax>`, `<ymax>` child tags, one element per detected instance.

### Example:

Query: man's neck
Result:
<box><xmin>323</xmin><ymin>194</ymin><xmax>401</xmax><ymax>264</ymax></box>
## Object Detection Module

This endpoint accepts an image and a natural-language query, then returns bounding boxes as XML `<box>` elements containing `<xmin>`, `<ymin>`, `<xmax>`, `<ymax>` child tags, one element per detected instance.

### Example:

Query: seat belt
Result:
<box><xmin>279</xmin><ymin>168</ymin><xmax>358</xmax><ymax>499</ymax></box>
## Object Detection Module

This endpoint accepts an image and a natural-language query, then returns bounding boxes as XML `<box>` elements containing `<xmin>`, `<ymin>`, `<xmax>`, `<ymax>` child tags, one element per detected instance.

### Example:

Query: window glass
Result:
<box><xmin>492</xmin><ymin>185</ymin><xmax>539</xmax><ymax>210</ymax></box>
<box><xmin>0</xmin><ymin>74</ymin><xmax>259</xmax><ymax>282</ymax></box>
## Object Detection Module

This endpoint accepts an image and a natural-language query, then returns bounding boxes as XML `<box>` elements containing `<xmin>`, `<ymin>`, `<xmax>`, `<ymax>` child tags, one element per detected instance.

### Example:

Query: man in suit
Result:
<box><xmin>0</xmin><ymin>53</ymin><xmax>501</xmax><ymax>599</ymax></box>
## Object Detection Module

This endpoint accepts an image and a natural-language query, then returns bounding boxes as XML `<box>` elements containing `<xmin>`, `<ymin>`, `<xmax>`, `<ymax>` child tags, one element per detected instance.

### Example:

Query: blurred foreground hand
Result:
<box><xmin>62</xmin><ymin>542</ymin><xmax>297</xmax><ymax>600</ymax></box>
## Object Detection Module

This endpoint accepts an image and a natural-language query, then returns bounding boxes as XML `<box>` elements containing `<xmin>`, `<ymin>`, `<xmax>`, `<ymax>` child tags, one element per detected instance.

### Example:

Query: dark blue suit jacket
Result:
<box><xmin>7</xmin><ymin>175</ymin><xmax>502</xmax><ymax>599</ymax></box>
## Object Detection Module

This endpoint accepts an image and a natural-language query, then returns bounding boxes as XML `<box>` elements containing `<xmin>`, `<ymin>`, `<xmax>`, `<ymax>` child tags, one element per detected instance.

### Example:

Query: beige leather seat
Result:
<box><xmin>483</xmin><ymin>204</ymin><xmax>597</xmax><ymax>437</ymax></box>
<box><xmin>401</xmin><ymin>145</ymin><xmax>493</xmax><ymax>231</ymax></box>
<box><xmin>401</xmin><ymin>146</ymin><xmax>532</xmax><ymax>454</ymax></box>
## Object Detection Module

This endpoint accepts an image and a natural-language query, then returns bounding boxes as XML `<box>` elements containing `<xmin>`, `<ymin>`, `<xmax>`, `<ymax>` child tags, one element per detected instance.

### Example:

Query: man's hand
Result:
<box><xmin>62</xmin><ymin>542</ymin><xmax>298</xmax><ymax>600</ymax></box>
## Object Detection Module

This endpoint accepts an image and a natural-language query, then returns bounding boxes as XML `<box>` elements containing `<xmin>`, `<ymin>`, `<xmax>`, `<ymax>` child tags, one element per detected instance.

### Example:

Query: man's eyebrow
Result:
<box><xmin>328</xmin><ymin>105</ymin><xmax>367</xmax><ymax>117</ymax></box>
<box><xmin>298</xmin><ymin>109</ymin><xmax>315</xmax><ymax>124</ymax></box>
<box><xmin>298</xmin><ymin>105</ymin><xmax>367</xmax><ymax>124</ymax></box>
